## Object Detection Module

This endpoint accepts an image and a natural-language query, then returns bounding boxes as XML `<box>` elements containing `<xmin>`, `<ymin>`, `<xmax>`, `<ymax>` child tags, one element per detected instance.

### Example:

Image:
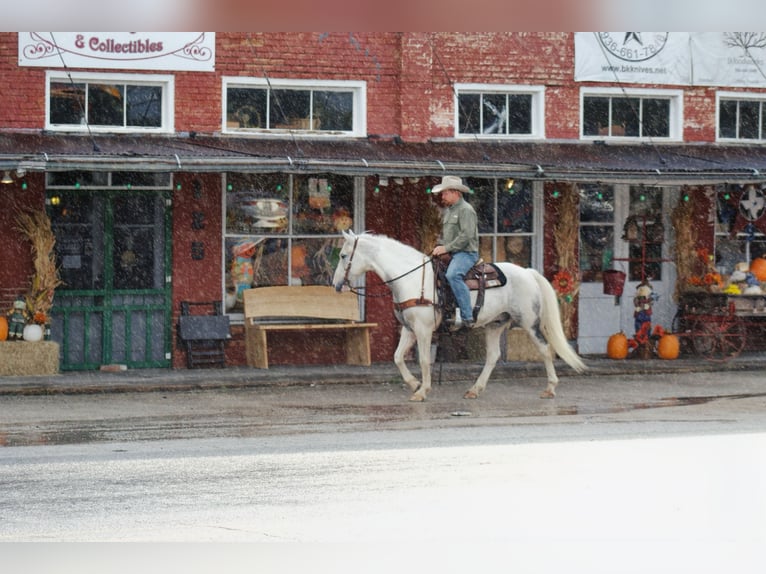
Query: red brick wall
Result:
<box><xmin>3</xmin><ymin>32</ymin><xmax>761</xmax><ymax>142</ymax></box>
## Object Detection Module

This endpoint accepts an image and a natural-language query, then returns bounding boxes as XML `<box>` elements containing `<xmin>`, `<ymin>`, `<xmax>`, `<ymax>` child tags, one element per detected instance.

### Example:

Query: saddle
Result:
<box><xmin>433</xmin><ymin>254</ymin><xmax>507</xmax><ymax>326</ymax></box>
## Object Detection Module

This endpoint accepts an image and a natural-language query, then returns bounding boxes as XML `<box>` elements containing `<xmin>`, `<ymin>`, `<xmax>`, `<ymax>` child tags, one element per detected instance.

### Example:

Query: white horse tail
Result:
<box><xmin>531</xmin><ymin>269</ymin><xmax>587</xmax><ymax>373</ymax></box>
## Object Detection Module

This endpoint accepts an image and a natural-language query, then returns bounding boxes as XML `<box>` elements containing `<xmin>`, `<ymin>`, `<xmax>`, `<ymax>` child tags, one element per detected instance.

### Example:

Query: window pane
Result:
<box><xmin>227</xmin><ymin>87</ymin><xmax>267</xmax><ymax>128</ymax></box>
<box><xmin>579</xmin><ymin>184</ymin><xmax>614</xmax><ymax>223</ymax></box>
<box><xmin>458</xmin><ymin>93</ymin><xmax>481</xmax><ymax>134</ymax></box>
<box><xmin>313</xmin><ymin>90</ymin><xmax>353</xmax><ymax>131</ymax></box>
<box><xmin>50</xmin><ymin>81</ymin><xmax>85</xmax><ymax>124</ymax></box>
<box><xmin>469</xmin><ymin>178</ymin><xmax>496</xmax><ymax>233</ymax></box>
<box><xmin>719</xmin><ymin>100</ymin><xmax>737</xmax><ymax>138</ymax></box>
<box><xmin>612</xmin><ymin>97</ymin><xmax>640</xmax><ymax>136</ymax></box>
<box><xmin>642</xmin><ymin>98</ymin><xmax>669</xmax><ymax>137</ymax></box>
<box><xmin>580</xmin><ymin>226</ymin><xmax>614</xmax><ymax>283</ymax></box>
<box><xmin>739</xmin><ymin>100</ymin><xmax>760</xmax><ymax>139</ymax></box>
<box><xmin>293</xmin><ymin>174</ymin><xmax>355</xmax><ymax>235</ymax></box>
<box><xmin>226</xmin><ymin>173</ymin><xmax>290</xmax><ymax>235</ymax></box>
<box><xmin>507</xmin><ymin>94</ymin><xmax>532</xmax><ymax>134</ymax></box>
<box><xmin>225</xmin><ymin>237</ymin><xmax>287</xmax><ymax>312</ymax></box>
<box><xmin>762</xmin><ymin>102</ymin><xmax>766</xmax><ymax>139</ymax></box>
<box><xmin>497</xmin><ymin>180</ymin><xmax>533</xmax><ymax>233</ymax></box>
<box><xmin>583</xmin><ymin>97</ymin><xmax>609</xmax><ymax>136</ymax></box>
<box><xmin>88</xmin><ymin>84</ymin><xmax>124</xmax><ymax>126</ymax></box>
<box><xmin>126</xmin><ymin>85</ymin><xmax>162</xmax><ymax>127</ymax></box>
<box><xmin>270</xmin><ymin>89</ymin><xmax>310</xmax><ymax>129</ymax></box>
<box><xmin>482</xmin><ymin>93</ymin><xmax>507</xmax><ymax>134</ymax></box>
<box><xmin>292</xmin><ymin>237</ymin><xmax>344</xmax><ymax>286</ymax></box>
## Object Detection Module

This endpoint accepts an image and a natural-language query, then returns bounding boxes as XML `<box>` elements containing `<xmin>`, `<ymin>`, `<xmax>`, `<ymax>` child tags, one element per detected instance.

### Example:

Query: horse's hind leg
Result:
<box><xmin>524</xmin><ymin>324</ymin><xmax>559</xmax><ymax>398</ymax></box>
<box><xmin>393</xmin><ymin>328</ymin><xmax>420</xmax><ymax>393</ymax></box>
<box><xmin>464</xmin><ymin>326</ymin><xmax>504</xmax><ymax>399</ymax></box>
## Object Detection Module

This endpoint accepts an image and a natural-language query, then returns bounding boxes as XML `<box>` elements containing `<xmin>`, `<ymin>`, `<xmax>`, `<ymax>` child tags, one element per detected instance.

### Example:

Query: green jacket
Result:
<box><xmin>441</xmin><ymin>196</ymin><xmax>479</xmax><ymax>253</ymax></box>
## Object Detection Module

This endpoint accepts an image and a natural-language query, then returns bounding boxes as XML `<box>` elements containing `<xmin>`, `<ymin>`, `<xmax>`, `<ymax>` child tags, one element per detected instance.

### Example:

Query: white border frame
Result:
<box><xmin>45</xmin><ymin>70</ymin><xmax>175</xmax><ymax>134</ymax></box>
<box><xmin>453</xmin><ymin>83</ymin><xmax>546</xmax><ymax>140</ymax></box>
<box><xmin>222</xmin><ymin>76</ymin><xmax>367</xmax><ymax>137</ymax></box>
<box><xmin>579</xmin><ymin>86</ymin><xmax>683</xmax><ymax>142</ymax></box>
<box><xmin>715</xmin><ymin>90</ymin><xmax>766</xmax><ymax>143</ymax></box>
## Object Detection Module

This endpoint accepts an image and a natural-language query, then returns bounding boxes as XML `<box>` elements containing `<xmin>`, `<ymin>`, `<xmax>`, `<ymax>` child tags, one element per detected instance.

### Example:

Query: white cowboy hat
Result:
<box><xmin>431</xmin><ymin>175</ymin><xmax>470</xmax><ymax>194</ymax></box>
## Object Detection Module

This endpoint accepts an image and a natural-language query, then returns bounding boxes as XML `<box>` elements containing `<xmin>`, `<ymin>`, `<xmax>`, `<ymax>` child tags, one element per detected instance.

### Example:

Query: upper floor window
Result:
<box><xmin>455</xmin><ymin>84</ymin><xmax>544</xmax><ymax>138</ymax></box>
<box><xmin>46</xmin><ymin>71</ymin><xmax>174</xmax><ymax>133</ymax></box>
<box><xmin>223</xmin><ymin>78</ymin><xmax>366</xmax><ymax>137</ymax></box>
<box><xmin>718</xmin><ymin>92</ymin><xmax>766</xmax><ymax>141</ymax></box>
<box><xmin>581</xmin><ymin>88</ymin><xmax>682</xmax><ymax>140</ymax></box>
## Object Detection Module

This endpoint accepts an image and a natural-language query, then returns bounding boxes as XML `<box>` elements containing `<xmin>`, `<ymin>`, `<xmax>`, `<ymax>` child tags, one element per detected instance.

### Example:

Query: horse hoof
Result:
<box><xmin>463</xmin><ymin>390</ymin><xmax>478</xmax><ymax>399</ymax></box>
<box><xmin>539</xmin><ymin>390</ymin><xmax>555</xmax><ymax>399</ymax></box>
<box><xmin>409</xmin><ymin>394</ymin><xmax>425</xmax><ymax>402</ymax></box>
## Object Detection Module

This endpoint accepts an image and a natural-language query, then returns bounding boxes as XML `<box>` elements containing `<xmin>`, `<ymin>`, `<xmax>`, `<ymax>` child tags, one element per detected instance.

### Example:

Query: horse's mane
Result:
<box><xmin>357</xmin><ymin>232</ymin><xmax>426</xmax><ymax>261</ymax></box>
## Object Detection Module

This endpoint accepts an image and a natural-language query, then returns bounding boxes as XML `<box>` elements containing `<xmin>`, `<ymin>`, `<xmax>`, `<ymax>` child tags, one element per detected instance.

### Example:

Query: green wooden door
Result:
<box><xmin>49</xmin><ymin>190</ymin><xmax>172</xmax><ymax>370</ymax></box>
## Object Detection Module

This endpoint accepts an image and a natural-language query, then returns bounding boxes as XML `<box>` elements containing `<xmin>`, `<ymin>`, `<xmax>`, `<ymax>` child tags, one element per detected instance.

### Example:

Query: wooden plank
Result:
<box><xmin>244</xmin><ymin>286</ymin><xmax>360</xmax><ymax>322</ymax></box>
<box><xmin>249</xmin><ymin>322</ymin><xmax>377</xmax><ymax>331</ymax></box>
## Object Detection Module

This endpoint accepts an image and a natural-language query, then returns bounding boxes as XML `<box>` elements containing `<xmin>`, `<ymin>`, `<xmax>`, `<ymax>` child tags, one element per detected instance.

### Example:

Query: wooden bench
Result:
<box><xmin>243</xmin><ymin>285</ymin><xmax>377</xmax><ymax>369</ymax></box>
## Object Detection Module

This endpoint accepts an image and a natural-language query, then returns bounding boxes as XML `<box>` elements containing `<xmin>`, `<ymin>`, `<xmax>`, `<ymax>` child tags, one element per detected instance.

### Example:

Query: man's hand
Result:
<box><xmin>432</xmin><ymin>245</ymin><xmax>447</xmax><ymax>257</ymax></box>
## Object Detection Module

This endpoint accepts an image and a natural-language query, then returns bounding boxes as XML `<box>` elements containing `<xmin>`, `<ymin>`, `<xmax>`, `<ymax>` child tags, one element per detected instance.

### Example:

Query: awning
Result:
<box><xmin>2</xmin><ymin>132</ymin><xmax>766</xmax><ymax>185</ymax></box>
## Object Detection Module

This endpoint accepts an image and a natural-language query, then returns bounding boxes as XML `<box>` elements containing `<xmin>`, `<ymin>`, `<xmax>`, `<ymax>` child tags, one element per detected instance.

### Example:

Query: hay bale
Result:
<box><xmin>505</xmin><ymin>328</ymin><xmax>543</xmax><ymax>362</ymax></box>
<box><xmin>0</xmin><ymin>341</ymin><xmax>60</xmax><ymax>376</ymax></box>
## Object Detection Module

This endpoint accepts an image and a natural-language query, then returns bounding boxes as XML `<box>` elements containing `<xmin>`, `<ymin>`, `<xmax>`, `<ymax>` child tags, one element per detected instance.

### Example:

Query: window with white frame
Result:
<box><xmin>455</xmin><ymin>85</ymin><xmax>544</xmax><ymax>138</ymax></box>
<box><xmin>581</xmin><ymin>88</ymin><xmax>682</xmax><ymax>140</ymax></box>
<box><xmin>223</xmin><ymin>78</ymin><xmax>366</xmax><ymax>136</ymax></box>
<box><xmin>46</xmin><ymin>71</ymin><xmax>174</xmax><ymax>133</ymax></box>
<box><xmin>718</xmin><ymin>92</ymin><xmax>766</xmax><ymax>141</ymax></box>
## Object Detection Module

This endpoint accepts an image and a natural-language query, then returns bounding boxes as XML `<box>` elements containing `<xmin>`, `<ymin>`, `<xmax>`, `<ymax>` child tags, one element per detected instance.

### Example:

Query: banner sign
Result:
<box><xmin>18</xmin><ymin>32</ymin><xmax>215</xmax><ymax>72</ymax></box>
<box><xmin>575</xmin><ymin>32</ymin><xmax>766</xmax><ymax>87</ymax></box>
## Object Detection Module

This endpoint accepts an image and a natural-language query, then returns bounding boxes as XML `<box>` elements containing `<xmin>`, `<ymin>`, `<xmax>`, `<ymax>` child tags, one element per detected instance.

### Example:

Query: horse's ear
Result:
<box><xmin>343</xmin><ymin>230</ymin><xmax>355</xmax><ymax>241</ymax></box>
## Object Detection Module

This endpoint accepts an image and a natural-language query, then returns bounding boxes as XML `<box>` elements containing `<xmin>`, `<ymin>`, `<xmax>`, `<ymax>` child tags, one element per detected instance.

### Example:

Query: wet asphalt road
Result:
<box><xmin>1</xmin><ymin>368</ymin><xmax>765</xmax><ymax>572</ymax></box>
<box><xmin>1</xmin><ymin>368</ymin><xmax>765</xmax><ymax>447</ymax></box>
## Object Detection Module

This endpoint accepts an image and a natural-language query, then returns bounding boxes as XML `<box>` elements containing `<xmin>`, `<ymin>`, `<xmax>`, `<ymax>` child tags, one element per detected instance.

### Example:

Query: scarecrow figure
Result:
<box><xmin>633</xmin><ymin>281</ymin><xmax>654</xmax><ymax>334</ymax></box>
<box><xmin>7</xmin><ymin>296</ymin><xmax>28</xmax><ymax>341</ymax></box>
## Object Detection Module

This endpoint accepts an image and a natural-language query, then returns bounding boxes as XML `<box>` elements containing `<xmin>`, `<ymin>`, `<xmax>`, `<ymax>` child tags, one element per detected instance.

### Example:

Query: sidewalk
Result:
<box><xmin>2</xmin><ymin>352</ymin><xmax>766</xmax><ymax>396</ymax></box>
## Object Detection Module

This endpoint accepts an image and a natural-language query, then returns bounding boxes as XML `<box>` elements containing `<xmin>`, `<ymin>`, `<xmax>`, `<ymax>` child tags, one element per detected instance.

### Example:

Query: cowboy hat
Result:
<box><xmin>431</xmin><ymin>175</ymin><xmax>470</xmax><ymax>194</ymax></box>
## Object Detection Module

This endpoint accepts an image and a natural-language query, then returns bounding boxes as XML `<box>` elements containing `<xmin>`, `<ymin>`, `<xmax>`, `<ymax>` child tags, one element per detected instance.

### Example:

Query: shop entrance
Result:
<box><xmin>577</xmin><ymin>184</ymin><xmax>678</xmax><ymax>355</ymax></box>
<box><xmin>49</xmin><ymin>188</ymin><xmax>171</xmax><ymax>370</ymax></box>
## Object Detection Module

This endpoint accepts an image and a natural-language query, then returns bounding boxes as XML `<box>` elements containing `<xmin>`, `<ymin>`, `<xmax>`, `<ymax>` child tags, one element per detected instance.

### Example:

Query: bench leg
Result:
<box><xmin>345</xmin><ymin>328</ymin><xmax>371</xmax><ymax>366</ymax></box>
<box><xmin>246</xmin><ymin>328</ymin><xmax>270</xmax><ymax>369</ymax></box>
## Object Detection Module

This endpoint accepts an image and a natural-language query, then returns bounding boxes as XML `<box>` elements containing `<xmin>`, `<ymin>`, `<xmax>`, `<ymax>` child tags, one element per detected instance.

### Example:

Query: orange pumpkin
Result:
<box><xmin>750</xmin><ymin>258</ymin><xmax>766</xmax><ymax>282</ymax></box>
<box><xmin>0</xmin><ymin>315</ymin><xmax>7</xmax><ymax>341</ymax></box>
<box><xmin>657</xmin><ymin>333</ymin><xmax>680</xmax><ymax>360</ymax></box>
<box><xmin>607</xmin><ymin>331</ymin><xmax>628</xmax><ymax>359</ymax></box>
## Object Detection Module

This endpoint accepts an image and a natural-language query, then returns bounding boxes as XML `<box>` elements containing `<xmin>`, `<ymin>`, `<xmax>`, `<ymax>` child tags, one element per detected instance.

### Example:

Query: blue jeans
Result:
<box><xmin>446</xmin><ymin>251</ymin><xmax>479</xmax><ymax>322</ymax></box>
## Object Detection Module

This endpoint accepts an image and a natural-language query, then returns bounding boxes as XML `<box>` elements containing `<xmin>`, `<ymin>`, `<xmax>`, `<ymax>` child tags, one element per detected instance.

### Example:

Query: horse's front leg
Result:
<box><xmin>409</xmin><ymin>329</ymin><xmax>435</xmax><ymax>402</ymax></box>
<box><xmin>393</xmin><ymin>327</ymin><xmax>420</xmax><ymax>393</ymax></box>
<box><xmin>464</xmin><ymin>326</ymin><xmax>504</xmax><ymax>399</ymax></box>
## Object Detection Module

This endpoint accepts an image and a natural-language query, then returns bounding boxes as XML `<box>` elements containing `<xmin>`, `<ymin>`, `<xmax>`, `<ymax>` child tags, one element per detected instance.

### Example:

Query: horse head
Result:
<box><xmin>332</xmin><ymin>230</ymin><xmax>365</xmax><ymax>291</ymax></box>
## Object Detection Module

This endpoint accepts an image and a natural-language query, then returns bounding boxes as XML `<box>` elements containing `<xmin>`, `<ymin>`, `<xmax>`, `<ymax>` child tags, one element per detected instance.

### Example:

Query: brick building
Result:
<box><xmin>2</xmin><ymin>32</ymin><xmax>766</xmax><ymax>371</ymax></box>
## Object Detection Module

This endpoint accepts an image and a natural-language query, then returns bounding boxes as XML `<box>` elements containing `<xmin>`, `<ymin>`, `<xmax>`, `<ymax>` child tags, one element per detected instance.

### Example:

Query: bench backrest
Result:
<box><xmin>244</xmin><ymin>286</ymin><xmax>361</xmax><ymax>323</ymax></box>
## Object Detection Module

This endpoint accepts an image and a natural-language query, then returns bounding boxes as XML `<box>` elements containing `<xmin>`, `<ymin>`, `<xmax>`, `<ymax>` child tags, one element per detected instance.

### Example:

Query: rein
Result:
<box><xmin>342</xmin><ymin>238</ymin><xmax>435</xmax><ymax>307</ymax></box>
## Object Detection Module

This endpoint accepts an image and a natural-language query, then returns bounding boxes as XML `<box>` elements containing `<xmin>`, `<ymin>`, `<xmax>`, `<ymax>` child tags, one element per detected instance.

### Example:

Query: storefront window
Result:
<box><xmin>470</xmin><ymin>177</ymin><xmax>536</xmax><ymax>267</ymax></box>
<box><xmin>579</xmin><ymin>184</ymin><xmax>615</xmax><ymax>283</ymax></box>
<box><xmin>715</xmin><ymin>184</ymin><xmax>766</xmax><ymax>274</ymax></box>
<box><xmin>224</xmin><ymin>173</ymin><xmax>357</xmax><ymax>314</ymax></box>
